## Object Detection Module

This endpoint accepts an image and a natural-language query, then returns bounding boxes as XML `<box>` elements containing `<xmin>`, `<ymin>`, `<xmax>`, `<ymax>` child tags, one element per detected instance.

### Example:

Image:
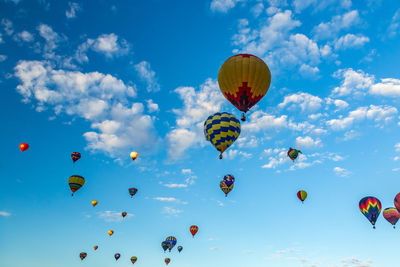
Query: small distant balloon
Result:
<box><xmin>297</xmin><ymin>190</ymin><xmax>307</xmax><ymax>203</ymax></box>
<box><xmin>190</xmin><ymin>225</ymin><xmax>198</xmax><ymax>237</ymax></box>
<box><xmin>122</xmin><ymin>212</ymin><xmax>127</xmax><ymax>218</ymax></box>
<box><xmin>108</xmin><ymin>230</ymin><xmax>114</xmax><ymax>236</ymax></box>
<box><xmin>131</xmin><ymin>256</ymin><xmax>137</xmax><ymax>264</ymax></box>
<box><xmin>359</xmin><ymin>196</ymin><xmax>382</xmax><ymax>229</ymax></box>
<box><xmin>94</xmin><ymin>245</ymin><xmax>98</xmax><ymax>251</ymax></box>
<box><xmin>92</xmin><ymin>200</ymin><xmax>98</xmax><ymax>207</ymax></box>
<box><xmin>287</xmin><ymin>148</ymin><xmax>302</xmax><ymax>161</ymax></box>
<box><xmin>161</xmin><ymin>241</ymin><xmax>169</xmax><ymax>252</ymax></box>
<box><xmin>383</xmin><ymin>207</ymin><xmax>400</xmax><ymax>228</ymax></box>
<box><xmin>129</xmin><ymin>188</ymin><xmax>138</xmax><ymax>198</ymax></box>
<box><xmin>220</xmin><ymin>180</ymin><xmax>233</xmax><ymax>197</ymax></box>
<box><xmin>223</xmin><ymin>174</ymin><xmax>235</xmax><ymax>188</ymax></box>
<box><xmin>115</xmin><ymin>253</ymin><xmax>121</xmax><ymax>261</ymax></box>
<box><xmin>80</xmin><ymin>252</ymin><xmax>87</xmax><ymax>261</ymax></box>
<box><xmin>19</xmin><ymin>143</ymin><xmax>29</xmax><ymax>152</ymax></box>
<box><xmin>165</xmin><ymin>236</ymin><xmax>177</xmax><ymax>252</ymax></box>
<box><xmin>177</xmin><ymin>246</ymin><xmax>183</xmax><ymax>253</ymax></box>
<box><xmin>71</xmin><ymin>152</ymin><xmax>81</xmax><ymax>163</ymax></box>
<box><xmin>68</xmin><ymin>175</ymin><xmax>85</xmax><ymax>196</ymax></box>
<box><xmin>130</xmin><ymin>151</ymin><xmax>139</xmax><ymax>161</ymax></box>
<box><xmin>165</xmin><ymin>258</ymin><xmax>171</xmax><ymax>265</ymax></box>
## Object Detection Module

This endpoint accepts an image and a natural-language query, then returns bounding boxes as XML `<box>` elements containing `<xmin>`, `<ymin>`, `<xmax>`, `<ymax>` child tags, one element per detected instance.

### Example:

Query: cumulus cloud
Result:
<box><xmin>293</xmin><ymin>0</ymin><xmax>351</xmax><ymax>13</ymax></box>
<box><xmin>1</xmin><ymin>18</ymin><xmax>14</xmax><ymax>36</ymax></box>
<box><xmin>370</xmin><ymin>78</ymin><xmax>400</xmax><ymax>97</ymax></box>
<box><xmin>14</xmin><ymin>30</ymin><xmax>34</xmax><ymax>43</ymax></box>
<box><xmin>14</xmin><ymin>60</ymin><xmax>158</xmax><ymax>158</ymax></box>
<box><xmin>224</xmin><ymin>149</ymin><xmax>252</xmax><ymax>159</ymax></box>
<box><xmin>333</xmin><ymin>167</ymin><xmax>351</xmax><ymax>177</ymax></box>
<box><xmin>210</xmin><ymin>0</ymin><xmax>243</xmax><ymax>13</ymax></box>
<box><xmin>312</xmin><ymin>10</ymin><xmax>360</xmax><ymax>40</ymax></box>
<box><xmin>166</xmin><ymin>79</ymin><xmax>225</xmax><ymax>161</ymax></box>
<box><xmin>146</xmin><ymin>99</ymin><xmax>159</xmax><ymax>112</ymax></box>
<box><xmin>134</xmin><ymin>61</ymin><xmax>160</xmax><ymax>92</ymax></box>
<box><xmin>66</xmin><ymin>2</ymin><xmax>82</xmax><ymax>19</ymax></box>
<box><xmin>332</xmin><ymin>68</ymin><xmax>374</xmax><ymax>97</ymax></box>
<box><xmin>334</xmin><ymin>34</ymin><xmax>370</xmax><ymax>50</ymax></box>
<box><xmin>279</xmin><ymin>92</ymin><xmax>323</xmax><ymax>112</ymax></box>
<box><xmin>98</xmin><ymin>210</ymin><xmax>133</xmax><ymax>222</ymax></box>
<box><xmin>75</xmin><ymin>33</ymin><xmax>129</xmax><ymax>62</ymax></box>
<box><xmin>295</xmin><ymin>136</ymin><xmax>322</xmax><ymax>148</ymax></box>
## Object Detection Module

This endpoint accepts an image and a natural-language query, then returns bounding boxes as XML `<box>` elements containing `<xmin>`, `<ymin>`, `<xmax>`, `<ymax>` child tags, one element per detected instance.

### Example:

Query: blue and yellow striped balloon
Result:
<box><xmin>204</xmin><ymin>112</ymin><xmax>241</xmax><ymax>159</ymax></box>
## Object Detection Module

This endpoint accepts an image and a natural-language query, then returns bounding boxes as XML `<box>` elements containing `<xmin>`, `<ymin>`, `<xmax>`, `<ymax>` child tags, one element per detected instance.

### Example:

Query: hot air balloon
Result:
<box><xmin>359</xmin><ymin>196</ymin><xmax>382</xmax><ymax>229</ymax></box>
<box><xmin>71</xmin><ymin>152</ymin><xmax>81</xmax><ymax>163</ymax></box>
<box><xmin>220</xmin><ymin>180</ymin><xmax>233</xmax><ymax>197</ymax></box>
<box><xmin>19</xmin><ymin>143</ymin><xmax>29</xmax><ymax>152</ymax></box>
<box><xmin>177</xmin><ymin>246</ymin><xmax>183</xmax><ymax>253</ymax></box>
<box><xmin>68</xmin><ymin>175</ymin><xmax>85</xmax><ymax>196</ymax></box>
<box><xmin>130</xmin><ymin>151</ymin><xmax>139</xmax><ymax>161</ymax></box>
<box><xmin>165</xmin><ymin>236</ymin><xmax>177</xmax><ymax>252</ymax></box>
<box><xmin>115</xmin><ymin>253</ymin><xmax>121</xmax><ymax>261</ymax></box>
<box><xmin>131</xmin><ymin>256</ymin><xmax>137</xmax><ymax>264</ymax></box>
<box><xmin>122</xmin><ymin>212</ymin><xmax>127</xmax><ymax>218</ymax></box>
<box><xmin>204</xmin><ymin>112</ymin><xmax>241</xmax><ymax>159</ymax></box>
<box><xmin>383</xmin><ymin>207</ymin><xmax>400</xmax><ymax>228</ymax></box>
<box><xmin>165</xmin><ymin>258</ymin><xmax>171</xmax><ymax>265</ymax></box>
<box><xmin>92</xmin><ymin>200</ymin><xmax>98</xmax><ymax>207</ymax></box>
<box><xmin>161</xmin><ymin>241</ymin><xmax>169</xmax><ymax>252</ymax></box>
<box><xmin>80</xmin><ymin>252</ymin><xmax>87</xmax><ymax>260</ymax></box>
<box><xmin>287</xmin><ymin>148</ymin><xmax>302</xmax><ymax>161</ymax></box>
<box><xmin>190</xmin><ymin>225</ymin><xmax>198</xmax><ymax>237</ymax></box>
<box><xmin>108</xmin><ymin>230</ymin><xmax>114</xmax><ymax>236</ymax></box>
<box><xmin>223</xmin><ymin>174</ymin><xmax>235</xmax><ymax>188</ymax></box>
<box><xmin>218</xmin><ymin>54</ymin><xmax>271</xmax><ymax>121</ymax></box>
<box><xmin>94</xmin><ymin>245</ymin><xmax>98</xmax><ymax>251</ymax></box>
<box><xmin>297</xmin><ymin>190</ymin><xmax>307</xmax><ymax>203</ymax></box>
<box><xmin>395</xmin><ymin>193</ymin><xmax>400</xmax><ymax>212</ymax></box>
<box><xmin>129</xmin><ymin>188</ymin><xmax>138</xmax><ymax>198</ymax></box>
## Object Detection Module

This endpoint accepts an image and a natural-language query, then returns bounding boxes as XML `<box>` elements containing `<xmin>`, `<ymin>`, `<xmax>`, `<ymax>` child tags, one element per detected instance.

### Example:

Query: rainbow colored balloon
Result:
<box><xmin>359</xmin><ymin>196</ymin><xmax>382</xmax><ymax>229</ymax></box>
<box><xmin>394</xmin><ymin>192</ymin><xmax>400</xmax><ymax>212</ymax></box>
<box><xmin>383</xmin><ymin>207</ymin><xmax>400</xmax><ymax>228</ymax></box>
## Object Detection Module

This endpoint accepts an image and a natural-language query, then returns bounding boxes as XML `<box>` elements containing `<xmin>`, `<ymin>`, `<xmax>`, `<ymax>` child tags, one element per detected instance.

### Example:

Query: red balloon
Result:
<box><xmin>19</xmin><ymin>143</ymin><xmax>29</xmax><ymax>152</ymax></box>
<box><xmin>190</xmin><ymin>225</ymin><xmax>198</xmax><ymax>237</ymax></box>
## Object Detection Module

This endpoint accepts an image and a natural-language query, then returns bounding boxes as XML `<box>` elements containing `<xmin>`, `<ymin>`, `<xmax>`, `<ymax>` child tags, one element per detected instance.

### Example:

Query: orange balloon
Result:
<box><xmin>94</xmin><ymin>245</ymin><xmax>98</xmax><ymax>250</ymax></box>
<box><xmin>19</xmin><ymin>143</ymin><xmax>29</xmax><ymax>152</ymax></box>
<box><xmin>92</xmin><ymin>200</ymin><xmax>98</xmax><ymax>207</ymax></box>
<box><xmin>130</xmin><ymin>151</ymin><xmax>139</xmax><ymax>161</ymax></box>
<box><xmin>108</xmin><ymin>230</ymin><xmax>114</xmax><ymax>236</ymax></box>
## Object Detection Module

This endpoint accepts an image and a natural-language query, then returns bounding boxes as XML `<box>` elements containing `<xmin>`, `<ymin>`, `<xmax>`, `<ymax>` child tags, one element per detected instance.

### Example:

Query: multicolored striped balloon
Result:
<box><xmin>79</xmin><ymin>252</ymin><xmax>87</xmax><ymax>260</ymax></box>
<box><xmin>297</xmin><ymin>190</ymin><xmax>307</xmax><ymax>203</ymax></box>
<box><xmin>383</xmin><ymin>207</ymin><xmax>400</xmax><ymax>228</ymax></box>
<box><xmin>359</xmin><ymin>196</ymin><xmax>382</xmax><ymax>229</ymax></box>
<box><xmin>68</xmin><ymin>175</ymin><xmax>85</xmax><ymax>196</ymax></box>
<box><xmin>394</xmin><ymin>193</ymin><xmax>400</xmax><ymax>212</ymax></box>
<box><xmin>131</xmin><ymin>256</ymin><xmax>137</xmax><ymax>264</ymax></box>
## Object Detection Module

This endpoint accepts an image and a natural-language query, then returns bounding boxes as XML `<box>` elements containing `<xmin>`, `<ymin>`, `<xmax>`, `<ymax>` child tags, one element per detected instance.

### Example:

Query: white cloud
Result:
<box><xmin>1</xmin><ymin>18</ymin><xmax>14</xmax><ymax>36</ymax></box>
<box><xmin>312</xmin><ymin>10</ymin><xmax>360</xmax><ymax>40</ymax></box>
<box><xmin>146</xmin><ymin>99</ymin><xmax>159</xmax><ymax>112</ymax></box>
<box><xmin>395</xmin><ymin>143</ymin><xmax>400</xmax><ymax>152</ymax></box>
<box><xmin>334</xmin><ymin>34</ymin><xmax>369</xmax><ymax>50</ymax></box>
<box><xmin>163</xmin><ymin>183</ymin><xmax>188</xmax><ymax>188</ymax></box>
<box><xmin>66</xmin><ymin>2</ymin><xmax>81</xmax><ymax>18</ymax></box>
<box><xmin>388</xmin><ymin>9</ymin><xmax>400</xmax><ymax>38</ymax></box>
<box><xmin>37</xmin><ymin>24</ymin><xmax>62</xmax><ymax>52</ymax></box>
<box><xmin>134</xmin><ymin>61</ymin><xmax>160</xmax><ymax>92</ymax></box>
<box><xmin>14</xmin><ymin>30</ymin><xmax>34</xmax><ymax>43</ymax></box>
<box><xmin>333</xmin><ymin>167</ymin><xmax>351</xmax><ymax>177</ymax></box>
<box><xmin>293</xmin><ymin>0</ymin><xmax>351</xmax><ymax>13</ymax></box>
<box><xmin>279</xmin><ymin>92</ymin><xmax>323</xmax><ymax>112</ymax></box>
<box><xmin>326</xmin><ymin>105</ymin><xmax>398</xmax><ymax>130</ymax></box>
<box><xmin>154</xmin><ymin>197</ymin><xmax>188</xmax><ymax>204</ymax></box>
<box><xmin>75</xmin><ymin>33</ymin><xmax>129</xmax><ymax>62</ymax></box>
<box><xmin>162</xmin><ymin>207</ymin><xmax>183</xmax><ymax>215</ymax></box>
<box><xmin>224</xmin><ymin>149</ymin><xmax>252</xmax><ymax>159</ymax></box>
<box><xmin>210</xmin><ymin>0</ymin><xmax>243</xmax><ymax>13</ymax></box>
<box><xmin>243</xmin><ymin>111</ymin><xmax>288</xmax><ymax>133</ymax></box>
<box><xmin>295</xmin><ymin>136</ymin><xmax>322</xmax><ymax>149</ymax></box>
<box><xmin>332</xmin><ymin>68</ymin><xmax>374</xmax><ymax>97</ymax></box>
<box><xmin>14</xmin><ymin>60</ymin><xmax>158</xmax><ymax>158</ymax></box>
<box><xmin>0</xmin><ymin>211</ymin><xmax>11</xmax><ymax>217</ymax></box>
<box><xmin>370</xmin><ymin>78</ymin><xmax>400</xmax><ymax>97</ymax></box>
<box><xmin>0</xmin><ymin>55</ymin><xmax>6</xmax><ymax>62</ymax></box>
<box><xmin>98</xmin><ymin>210</ymin><xmax>133</xmax><ymax>222</ymax></box>
<box><xmin>166</xmin><ymin>79</ymin><xmax>225</xmax><ymax>161</ymax></box>
<box><xmin>209</xmin><ymin>247</ymin><xmax>218</xmax><ymax>251</ymax></box>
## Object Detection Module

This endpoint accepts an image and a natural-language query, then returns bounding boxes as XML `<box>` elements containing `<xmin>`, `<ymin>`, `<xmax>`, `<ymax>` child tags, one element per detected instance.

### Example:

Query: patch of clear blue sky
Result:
<box><xmin>1</xmin><ymin>0</ymin><xmax>400</xmax><ymax>266</ymax></box>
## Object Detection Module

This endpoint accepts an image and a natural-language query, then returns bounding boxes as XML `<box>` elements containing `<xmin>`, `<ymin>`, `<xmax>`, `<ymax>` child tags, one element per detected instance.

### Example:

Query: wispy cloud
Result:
<box><xmin>333</xmin><ymin>167</ymin><xmax>351</xmax><ymax>177</ymax></box>
<box><xmin>154</xmin><ymin>197</ymin><xmax>188</xmax><ymax>204</ymax></box>
<box><xmin>0</xmin><ymin>211</ymin><xmax>11</xmax><ymax>217</ymax></box>
<box><xmin>98</xmin><ymin>210</ymin><xmax>133</xmax><ymax>222</ymax></box>
<box><xmin>162</xmin><ymin>207</ymin><xmax>183</xmax><ymax>215</ymax></box>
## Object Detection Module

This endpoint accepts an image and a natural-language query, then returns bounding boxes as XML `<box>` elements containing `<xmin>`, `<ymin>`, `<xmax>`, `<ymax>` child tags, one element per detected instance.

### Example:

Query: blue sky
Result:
<box><xmin>1</xmin><ymin>0</ymin><xmax>400</xmax><ymax>266</ymax></box>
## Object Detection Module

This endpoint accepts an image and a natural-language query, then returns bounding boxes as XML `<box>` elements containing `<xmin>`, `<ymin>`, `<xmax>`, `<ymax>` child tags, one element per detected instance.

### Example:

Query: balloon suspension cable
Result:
<box><xmin>241</xmin><ymin>113</ymin><xmax>246</xmax><ymax>121</ymax></box>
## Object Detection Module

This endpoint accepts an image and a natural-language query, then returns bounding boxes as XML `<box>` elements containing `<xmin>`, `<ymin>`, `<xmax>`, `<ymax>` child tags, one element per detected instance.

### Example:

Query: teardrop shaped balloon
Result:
<box><xmin>129</xmin><ymin>187</ymin><xmax>138</xmax><ymax>198</ymax></box>
<box><xmin>19</xmin><ymin>143</ymin><xmax>29</xmax><ymax>152</ymax></box>
<box><xmin>122</xmin><ymin>212</ymin><xmax>127</xmax><ymax>218</ymax></box>
<box><xmin>383</xmin><ymin>207</ymin><xmax>400</xmax><ymax>228</ymax></box>
<box><xmin>297</xmin><ymin>190</ymin><xmax>307</xmax><ymax>203</ymax></box>
<box><xmin>223</xmin><ymin>174</ymin><xmax>235</xmax><ymax>188</ymax></box>
<box><xmin>165</xmin><ymin>236</ymin><xmax>177</xmax><ymax>252</ymax></box>
<box><xmin>80</xmin><ymin>252</ymin><xmax>87</xmax><ymax>261</ymax></box>
<box><xmin>130</xmin><ymin>151</ymin><xmax>139</xmax><ymax>161</ymax></box>
<box><xmin>92</xmin><ymin>200</ymin><xmax>98</xmax><ymax>207</ymax></box>
<box><xmin>359</xmin><ymin>196</ymin><xmax>382</xmax><ymax>229</ymax></box>
<box><xmin>71</xmin><ymin>152</ymin><xmax>81</xmax><ymax>163</ymax></box>
<box><xmin>394</xmin><ymin>193</ymin><xmax>400</xmax><ymax>212</ymax></box>
<box><xmin>288</xmin><ymin>148</ymin><xmax>302</xmax><ymax>161</ymax></box>
<box><xmin>94</xmin><ymin>245</ymin><xmax>98</xmax><ymax>251</ymax></box>
<box><xmin>68</xmin><ymin>175</ymin><xmax>85</xmax><ymax>196</ymax></box>
<box><xmin>177</xmin><ymin>246</ymin><xmax>183</xmax><ymax>253</ymax></box>
<box><xmin>165</xmin><ymin>258</ymin><xmax>171</xmax><ymax>265</ymax></box>
<box><xmin>114</xmin><ymin>253</ymin><xmax>120</xmax><ymax>261</ymax></box>
<box><xmin>190</xmin><ymin>225</ymin><xmax>198</xmax><ymax>237</ymax></box>
<box><xmin>204</xmin><ymin>112</ymin><xmax>241</xmax><ymax>159</ymax></box>
<box><xmin>161</xmin><ymin>241</ymin><xmax>169</xmax><ymax>252</ymax></box>
<box><xmin>218</xmin><ymin>54</ymin><xmax>271</xmax><ymax>121</ymax></box>
<box><xmin>220</xmin><ymin>180</ymin><xmax>233</xmax><ymax>197</ymax></box>
<box><xmin>108</xmin><ymin>230</ymin><xmax>114</xmax><ymax>236</ymax></box>
<box><xmin>131</xmin><ymin>256</ymin><xmax>137</xmax><ymax>264</ymax></box>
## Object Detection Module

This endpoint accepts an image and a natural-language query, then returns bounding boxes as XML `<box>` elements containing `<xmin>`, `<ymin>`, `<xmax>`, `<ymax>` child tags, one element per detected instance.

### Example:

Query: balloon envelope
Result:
<box><xmin>68</xmin><ymin>175</ymin><xmax>85</xmax><ymax>196</ymax></box>
<box><xmin>218</xmin><ymin>54</ymin><xmax>271</xmax><ymax>116</ymax></box>
<box><xmin>394</xmin><ymin>193</ymin><xmax>400</xmax><ymax>212</ymax></box>
<box><xmin>115</xmin><ymin>253</ymin><xmax>120</xmax><ymax>260</ymax></box>
<box><xmin>130</xmin><ymin>151</ymin><xmax>139</xmax><ymax>161</ymax></box>
<box><xmin>71</xmin><ymin>152</ymin><xmax>81</xmax><ymax>163</ymax></box>
<box><xmin>165</xmin><ymin>258</ymin><xmax>171</xmax><ymax>265</ymax></box>
<box><xmin>92</xmin><ymin>200</ymin><xmax>98</xmax><ymax>207</ymax></box>
<box><xmin>177</xmin><ymin>246</ymin><xmax>183</xmax><ymax>253</ymax></box>
<box><xmin>108</xmin><ymin>230</ymin><xmax>114</xmax><ymax>236</ymax></box>
<box><xmin>204</xmin><ymin>112</ymin><xmax>241</xmax><ymax>158</ymax></box>
<box><xmin>220</xmin><ymin>180</ymin><xmax>234</xmax><ymax>197</ymax></box>
<box><xmin>190</xmin><ymin>225</ymin><xmax>199</xmax><ymax>237</ymax></box>
<box><xmin>165</xmin><ymin>236</ymin><xmax>177</xmax><ymax>251</ymax></box>
<box><xmin>288</xmin><ymin>148</ymin><xmax>302</xmax><ymax>161</ymax></box>
<box><xmin>223</xmin><ymin>174</ymin><xmax>235</xmax><ymax>187</ymax></box>
<box><xmin>19</xmin><ymin>143</ymin><xmax>29</xmax><ymax>152</ymax></box>
<box><xmin>161</xmin><ymin>241</ymin><xmax>169</xmax><ymax>252</ymax></box>
<box><xmin>131</xmin><ymin>256</ymin><xmax>137</xmax><ymax>264</ymax></box>
<box><xmin>80</xmin><ymin>252</ymin><xmax>87</xmax><ymax>260</ymax></box>
<box><xmin>129</xmin><ymin>188</ymin><xmax>138</xmax><ymax>197</ymax></box>
<box><xmin>94</xmin><ymin>246</ymin><xmax>98</xmax><ymax>251</ymax></box>
<box><xmin>122</xmin><ymin>212</ymin><xmax>127</xmax><ymax>218</ymax></box>
<box><xmin>383</xmin><ymin>207</ymin><xmax>400</xmax><ymax>228</ymax></box>
<box><xmin>297</xmin><ymin>190</ymin><xmax>307</xmax><ymax>202</ymax></box>
<box><xmin>359</xmin><ymin>196</ymin><xmax>382</xmax><ymax>228</ymax></box>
